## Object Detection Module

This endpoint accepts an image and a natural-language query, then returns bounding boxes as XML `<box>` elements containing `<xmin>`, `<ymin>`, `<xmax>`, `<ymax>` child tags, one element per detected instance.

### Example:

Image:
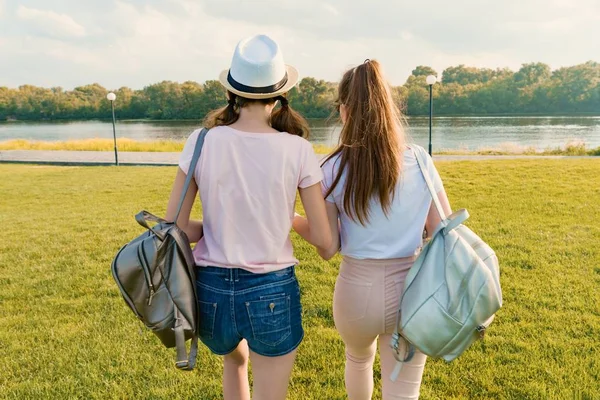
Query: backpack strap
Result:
<box><xmin>174</xmin><ymin>306</ymin><xmax>198</xmax><ymax>371</ymax></box>
<box><xmin>413</xmin><ymin>146</ymin><xmax>446</xmax><ymax>220</ymax></box>
<box><xmin>175</xmin><ymin>127</ymin><xmax>209</xmax><ymax>222</ymax></box>
<box><xmin>389</xmin><ymin>329</ymin><xmax>416</xmax><ymax>381</ymax></box>
<box><xmin>389</xmin><ymin>146</ymin><xmax>438</xmax><ymax>381</ymax></box>
<box><xmin>172</xmin><ymin>128</ymin><xmax>207</xmax><ymax>370</ymax></box>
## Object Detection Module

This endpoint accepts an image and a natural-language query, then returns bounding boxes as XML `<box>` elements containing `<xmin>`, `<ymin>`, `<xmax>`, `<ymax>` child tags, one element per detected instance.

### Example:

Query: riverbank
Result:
<box><xmin>1</xmin><ymin>138</ymin><xmax>599</xmax><ymax>156</ymax></box>
<box><xmin>3</xmin><ymin>112</ymin><xmax>600</xmax><ymax>123</ymax></box>
<box><xmin>5</xmin><ymin>150</ymin><xmax>598</xmax><ymax>167</ymax></box>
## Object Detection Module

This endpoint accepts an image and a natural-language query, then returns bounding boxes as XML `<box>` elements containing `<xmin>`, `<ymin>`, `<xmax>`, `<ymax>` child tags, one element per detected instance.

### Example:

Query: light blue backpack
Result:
<box><xmin>390</xmin><ymin>147</ymin><xmax>502</xmax><ymax>380</ymax></box>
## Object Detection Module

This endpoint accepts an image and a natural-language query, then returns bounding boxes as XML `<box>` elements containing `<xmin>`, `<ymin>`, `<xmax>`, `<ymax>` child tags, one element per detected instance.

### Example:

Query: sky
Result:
<box><xmin>0</xmin><ymin>0</ymin><xmax>599</xmax><ymax>89</ymax></box>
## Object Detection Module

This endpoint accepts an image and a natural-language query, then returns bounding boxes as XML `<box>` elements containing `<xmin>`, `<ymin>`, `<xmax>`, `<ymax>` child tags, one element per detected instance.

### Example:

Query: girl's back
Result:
<box><xmin>180</xmin><ymin>125</ymin><xmax>321</xmax><ymax>272</ymax></box>
<box><xmin>322</xmin><ymin>145</ymin><xmax>443</xmax><ymax>259</ymax></box>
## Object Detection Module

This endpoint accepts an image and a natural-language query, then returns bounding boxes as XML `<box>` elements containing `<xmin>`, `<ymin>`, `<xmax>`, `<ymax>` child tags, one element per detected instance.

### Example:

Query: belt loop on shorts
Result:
<box><xmin>233</xmin><ymin>268</ymin><xmax>240</xmax><ymax>282</ymax></box>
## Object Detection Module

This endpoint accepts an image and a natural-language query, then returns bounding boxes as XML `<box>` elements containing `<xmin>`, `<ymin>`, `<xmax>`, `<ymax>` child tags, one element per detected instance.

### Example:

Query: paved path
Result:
<box><xmin>0</xmin><ymin>150</ymin><xmax>181</xmax><ymax>166</ymax></box>
<box><xmin>0</xmin><ymin>150</ymin><xmax>598</xmax><ymax>166</ymax></box>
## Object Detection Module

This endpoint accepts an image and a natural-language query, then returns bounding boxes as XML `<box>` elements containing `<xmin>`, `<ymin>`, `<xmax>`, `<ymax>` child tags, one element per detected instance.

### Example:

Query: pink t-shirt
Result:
<box><xmin>179</xmin><ymin>125</ymin><xmax>323</xmax><ymax>273</ymax></box>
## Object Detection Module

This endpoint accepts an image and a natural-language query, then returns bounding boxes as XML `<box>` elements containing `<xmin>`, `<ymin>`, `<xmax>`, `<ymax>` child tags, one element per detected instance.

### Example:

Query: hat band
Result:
<box><xmin>227</xmin><ymin>71</ymin><xmax>289</xmax><ymax>94</ymax></box>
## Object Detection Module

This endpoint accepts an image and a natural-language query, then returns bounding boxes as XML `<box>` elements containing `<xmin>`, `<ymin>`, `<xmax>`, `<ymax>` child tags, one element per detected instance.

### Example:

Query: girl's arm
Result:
<box><xmin>424</xmin><ymin>188</ymin><xmax>453</xmax><ymax>238</ymax></box>
<box><xmin>293</xmin><ymin>198</ymin><xmax>340</xmax><ymax>260</ymax></box>
<box><xmin>317</xmin><ymin>201</ymin><xmax>341</xmax><ymax>260</ymax></box>
<box><xmin>292</xmin><ymin>183</ymin><xmax>332</xmax><ymax>250</ymax></box>
<box><xmin>164</xmin><ymin>168</ymin><xmax>203</xmax><ymax>243</ymax></box>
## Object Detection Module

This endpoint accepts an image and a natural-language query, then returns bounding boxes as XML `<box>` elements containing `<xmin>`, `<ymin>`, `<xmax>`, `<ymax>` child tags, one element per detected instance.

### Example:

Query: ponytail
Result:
<box><xmin>271</xmin><ymin>95</ymin><xmax>310</xmax><ymax>138</ymax></box>
<box><xmin>323</xmin><ymin>59</ymin><xmax>405</xmax><ymax>225</ymax></box>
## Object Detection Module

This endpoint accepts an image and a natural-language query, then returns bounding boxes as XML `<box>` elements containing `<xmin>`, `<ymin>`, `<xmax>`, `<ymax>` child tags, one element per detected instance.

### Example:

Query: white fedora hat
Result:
<box><xmin>219</xmin><ymin>34</ymin><xmax>299</xmax><ymax>100</ymax></box>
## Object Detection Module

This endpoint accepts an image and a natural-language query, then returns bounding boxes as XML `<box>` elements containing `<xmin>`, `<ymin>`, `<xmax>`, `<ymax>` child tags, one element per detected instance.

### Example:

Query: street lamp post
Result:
<box><xmin>106</xmin><ymin>92</ymin><xmax>118</xmax><ymax>165</ymax></box>
<box><xmin>426</xmin><ymin>75</ymin><xmax>437</xmax><ymax>156</ymax></box>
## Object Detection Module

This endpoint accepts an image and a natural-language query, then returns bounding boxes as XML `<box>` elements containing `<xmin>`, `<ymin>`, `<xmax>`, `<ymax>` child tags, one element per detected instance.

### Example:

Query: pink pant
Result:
<box><xmin>333</xmin><ymin>256</ymin><xmax>427</xmax><ymax>400</ymax></box>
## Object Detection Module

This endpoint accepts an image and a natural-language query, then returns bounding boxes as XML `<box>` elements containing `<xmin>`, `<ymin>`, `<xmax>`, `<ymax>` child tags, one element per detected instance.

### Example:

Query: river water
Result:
<box><xmin>2</xmin><ymin>116</ymin><xmax>600</xmax><ymax>151</ymax></box>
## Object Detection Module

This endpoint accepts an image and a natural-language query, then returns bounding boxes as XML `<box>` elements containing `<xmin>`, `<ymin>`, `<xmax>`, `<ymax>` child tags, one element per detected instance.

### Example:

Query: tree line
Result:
<box><xmin>1</xmin><ymin>61</ymin><xmax>598</xmax><ymax>121</ymax></box>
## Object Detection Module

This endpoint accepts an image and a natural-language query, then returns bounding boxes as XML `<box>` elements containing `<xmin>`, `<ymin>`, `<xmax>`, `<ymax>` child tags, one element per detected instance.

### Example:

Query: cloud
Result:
<box><xmin>322</xmin><ymin>4</ymin><xmax>339</xmax><ymax>17</ymax></box>
<box><xmin>16</xmin><ymin>5</ymin><xmax>86</xmax><ymax>38</ymax></box>
<box><xmin>0</xmin><ymin>0</ymin><xmax>598</xmax><ymax>89</ymax></box>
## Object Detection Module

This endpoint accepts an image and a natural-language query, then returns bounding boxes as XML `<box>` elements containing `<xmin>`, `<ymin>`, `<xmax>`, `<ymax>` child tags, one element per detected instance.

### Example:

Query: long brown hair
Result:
<box><xmin>323</xmin><ymin>59</ymin><xmax>405</xmax><ymax>225</ymax></box>
<box><xmin>204</xmin><ymin>91</ymin><xmax>310</xmax><ymax>138</ymax></box>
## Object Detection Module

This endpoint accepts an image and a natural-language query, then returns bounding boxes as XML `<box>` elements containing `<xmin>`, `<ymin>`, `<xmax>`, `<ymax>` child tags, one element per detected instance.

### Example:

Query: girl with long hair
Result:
<box><xmin>295</xmin><ymin>60</ymin><xmax>452</xmax><ymax>399</ymax></box>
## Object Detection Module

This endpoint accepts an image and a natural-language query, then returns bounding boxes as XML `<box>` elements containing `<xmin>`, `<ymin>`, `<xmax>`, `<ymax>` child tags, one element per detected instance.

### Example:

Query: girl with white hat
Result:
<box><xmin>165</xmin><ymin>35</ymin><xmax>331</xmax><ymax>399</ymax></box>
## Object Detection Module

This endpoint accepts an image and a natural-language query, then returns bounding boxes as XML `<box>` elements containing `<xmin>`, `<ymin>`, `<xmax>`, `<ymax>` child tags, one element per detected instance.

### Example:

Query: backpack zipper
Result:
<box><xmin>137</xmin><ymin>245</ymin><xmax>156</xmax><ymax>306</ymax></box>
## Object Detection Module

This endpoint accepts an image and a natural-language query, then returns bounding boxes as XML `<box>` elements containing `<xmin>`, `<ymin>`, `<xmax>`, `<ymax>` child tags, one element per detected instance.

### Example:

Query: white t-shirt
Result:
<box><xmin>321</xmin><ymin>145</ymin><xmax>444</xmax><ymax>259</ymax></box>
<box><xmin>179</xmin><ymin>125</ymin><xmax>323</xmax><ymax>273</ymax></box>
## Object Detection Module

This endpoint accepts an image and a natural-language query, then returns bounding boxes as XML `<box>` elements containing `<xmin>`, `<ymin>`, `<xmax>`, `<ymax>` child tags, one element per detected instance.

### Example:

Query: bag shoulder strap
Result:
<box><xmin>412</xmin><ymin>146</ymin><xmax>445</xmax><ymax>220</ymax></box>
<box><xmin>172</xmin><ymin>128</ymin><xmax>207</xmax><ymax>370</ymax></box>
<box><xmin>174</xmin><ymin>306</ymin><xmax>198</xmax><ymax>370</ymax></box>
<box><xmin>175</xmin><ymin>128</ymin><xmax>209</xmax><ymax>222</ymax></box>
<box><xmin>389</xmin><ymin>146</ymin><xmax>444</xmax><ymax>381</ymax></box>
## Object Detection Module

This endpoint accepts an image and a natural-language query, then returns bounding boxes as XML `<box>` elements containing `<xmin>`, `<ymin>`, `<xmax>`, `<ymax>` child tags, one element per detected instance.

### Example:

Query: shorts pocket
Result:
<box><xmin>198</xmin><ymin>301</ymin><xmax>217</xmax><ymax>339</ymax></box>
<box><xmin>246</xmin><ymin>296</ymin><xmax>291</xmax><ymax>347</ymax></box>
<box><xmin>334</xmin><ymin>274</ymin><xmax>372</xmax><ymax>323</ymax></box>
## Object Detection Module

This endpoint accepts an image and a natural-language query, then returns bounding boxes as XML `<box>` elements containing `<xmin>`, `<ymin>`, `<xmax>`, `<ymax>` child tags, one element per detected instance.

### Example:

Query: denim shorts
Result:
<box><xmin>195</xmin><ymin>265</ymin><xmax>303</xmax><ymax>357</ymax></box>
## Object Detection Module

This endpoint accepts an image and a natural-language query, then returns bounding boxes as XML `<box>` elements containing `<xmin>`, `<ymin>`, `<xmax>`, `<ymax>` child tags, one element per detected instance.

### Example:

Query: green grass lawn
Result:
<box><xmin>1</xmin><ymin>160</ymin><xmax>599</xmax><ymax>399</ymax></box>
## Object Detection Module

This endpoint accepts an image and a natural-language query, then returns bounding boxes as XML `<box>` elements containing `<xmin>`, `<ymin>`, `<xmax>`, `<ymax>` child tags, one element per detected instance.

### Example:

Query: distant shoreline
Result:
<box><xmin>1</xmin><ymin>138</ymin><xmax>598</xmax><ymax>156</ymax></box>
<box><xmin>2</xmin><ymin>113</ymin><xmax>600</xmax><ymax>124</ymax></box>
